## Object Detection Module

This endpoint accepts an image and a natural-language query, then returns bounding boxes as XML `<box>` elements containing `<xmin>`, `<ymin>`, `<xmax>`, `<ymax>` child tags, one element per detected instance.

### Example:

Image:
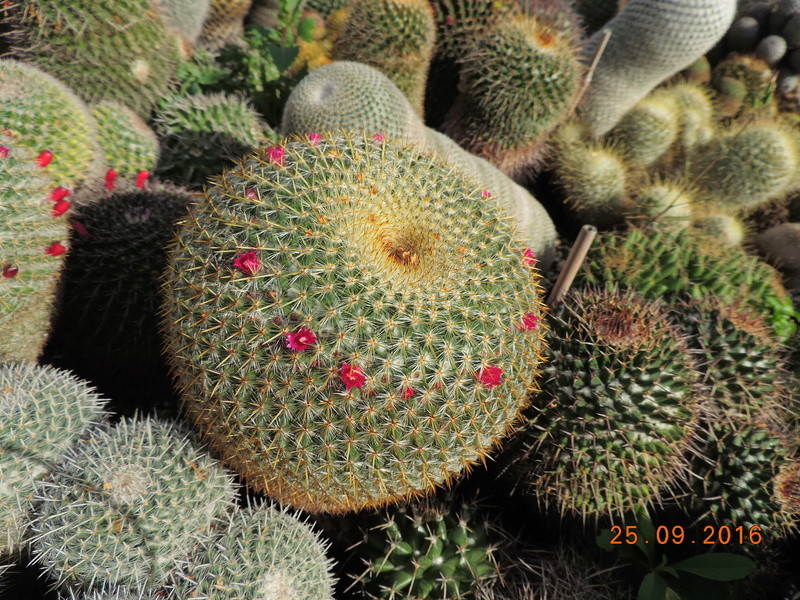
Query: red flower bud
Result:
<box><xmin>37</xmin><ymin>150</ymin><xmax>53</xmax><ymax>167</ymax></box>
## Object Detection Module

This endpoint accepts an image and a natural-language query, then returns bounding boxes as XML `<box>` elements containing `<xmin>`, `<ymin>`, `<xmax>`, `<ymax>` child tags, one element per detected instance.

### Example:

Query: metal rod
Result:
<box><xmin>547</xmin><ymin>224</ymin><xmax>597</xmax><ymax>307</ymax></box>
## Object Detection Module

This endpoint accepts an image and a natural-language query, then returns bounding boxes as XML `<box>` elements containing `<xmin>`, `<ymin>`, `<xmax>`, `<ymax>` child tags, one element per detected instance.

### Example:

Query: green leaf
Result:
<box><xmin>664</xmin><ymin>588</ymin><xmax>681</xmax><ymax>600</ymax></box>
<box><xmin>638</xmin><ymin>573</ymin><xmax>668</xmax><ymax>600</ymax></box>
<box><xmin>268</xmin><ymin>45</ymin><xmax>299</xmax><ymax>73</ymax></box>
<box><xmin>671</xmin><ymin>553</ymin><xmax>755</xmax><ymax>582</ymax></box>
<box><xmin>298</xmin><ymin>16</ymin><xmax>316</xmax><ymax>42</ymax></box>
<box><xmin>635</xmin><ymin>506</ymin><xmax>655</xmax><ymax>561</ymax></box>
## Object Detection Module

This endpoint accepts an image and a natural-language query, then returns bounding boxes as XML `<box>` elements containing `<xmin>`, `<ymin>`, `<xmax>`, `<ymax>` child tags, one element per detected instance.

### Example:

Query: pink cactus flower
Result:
<box><xmin>37</xmin><ymin>150</ymin><xmax>53</xmax><ymax>167</ymax></box>
<box><xmin>45</xmin><ymin>241</ymin><xmax>66</xmax><ymax>256</ymax></box>
<box><xmin>481</xmin><ymin>190</ymin><xmax>492</xmax><ymax>198</ymax></box>
<box><xmin>522</xmin><ymin>248</ymin><xmax>537</xmax><ymax>266</ymax></box>
<box><xmin>445</xmin><ymin>14</ymin><xmax>455</xmax><ymax>25</ymax></box>
<box><xmin>135</xmin><ymin>170</ymin><xmax>150</xmax><ymax>188</ymax></box>
<box><xmin>52</xmin><ymin>200</ymin><xmax>71</xmax><ymax>217</ymax></box>
<box><xmin>0</xmin><ymin>146</ymin><xmax>9</xmax><ymax>159</ymax></box>
<box><xmin>268</xmin><ymin>145</ymin><xmax>285</xmax><ymax>166</ymax></box>
<box><xmin>2</xmin><ymin>264</ymin><xmax>18</xmax><ymax>278</ymax></box>
<box><xmin>286</xmin><ymin>327</ymin><xmax>317</xmax><ymax>352</ymax></box>
<box><xmin>372</xmin><ymin>133</ymin><xmax>385</xmax><ymax>143</ymax></box>
<box><xmin>518</xmin><ymin>312</ymin><xmax>540</xmax><ymax>330</ymax></box>
<box><xmin>340</xmin><ymin>362</ymin><xmax>366</xmax><ymax>391</ymax></box>
<box><xmin>477</xmin><ymin>365</ymin><xmax>503</xmax><ymax>388</ymax></box>
<box><xmin>233</xmin><ymin>250</ymin><xmax>262</xmax><ymax>276</ymax></box>
<box><xmin>401</xmin><ymin>387</ymin><xmax>415</xmax><ymax>399</ymax></box>
<box><xmin>308</xmin><ymin>133</ymin><xmax>322</xmax><ymax>146</ymax></box>
<box><xmin>49</xmin><ymin>187</ymin><xmax>71</xmax><ymax>202</ymax></box>
<box><xmin>105</xmin><ymin>169</ymin><xmax>118</xmax><ymax>190</ymax></box>
<box><xmin>245</xmin><ymin>189</ymin><xmax>258</xmax><ymax>200</ymax></box>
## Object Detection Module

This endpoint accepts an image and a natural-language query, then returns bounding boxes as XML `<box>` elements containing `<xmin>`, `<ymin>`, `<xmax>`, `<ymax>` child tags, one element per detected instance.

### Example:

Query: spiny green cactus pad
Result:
<box><xmin>162</xmin><ymin>134</ymin><xmax>547</xmax><ymax>514</ymax></box>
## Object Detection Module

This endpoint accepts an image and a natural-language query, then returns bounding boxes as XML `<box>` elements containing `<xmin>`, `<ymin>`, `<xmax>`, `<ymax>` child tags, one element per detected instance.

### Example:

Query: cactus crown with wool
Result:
<box><xmin>0</xmin><ymin>363</ymin><xmax>107</xmax><ymax>557</ymax></box>
<box><xmin>353</xmin><ymin>492</ymin><xmax>504</xmax><ymax>600</ymax></box>
<box><xmin>172</xmin><ymin>503</ymin><xmax>335</xmax><ymax>600</ymax></box>
<box><xmin>0</xmin><ymin>60</ymin><xmax>102</xmax><ymax>189</ymax></box>
<box><xmin>506</xmin><ymin>288</ymin><xmax>700</xmax><ymax>521</ymax></box>
<box><xmin>29</xmin><ymin>416</ymin><xmax>236</xmax><ymax>592</ymax></box>
<box><xmin>0</xmin><ymin>144</ymin><xmax>70</xmax><ymax>363</ymax></box>
<box><xmin>2</xmin><ymin>0</ymin><xmax>184</xmax><ymax>117</ymax></box>
<box><xmin>161</xmin><ymin>134</ymin><xmax>547</xmax><ymax>514</ymax></box>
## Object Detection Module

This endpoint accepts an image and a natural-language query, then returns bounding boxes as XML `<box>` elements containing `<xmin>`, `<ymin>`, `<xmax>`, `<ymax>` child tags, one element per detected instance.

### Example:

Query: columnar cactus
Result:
<box><xmin>90</xmin><ymin>101</ymin><xmax>160</xmax><ymax>178</ymax></box>
<box><xmin>0</xmin><ymin>363</ymin><xmax>107</xmax><ymax>558</ymax></box>
<box><xmin>505</xmin><ymin>289</ymin><xmax>700</xmax><ymax>521</ymax></box>
<box><xmin>578</xmin><ymin>0</ymin><xmax>736</xmax><ymax>136</ymax></box>
<box><xmin>172</xmin><ymin>503</ymin><xmax>336</xmax><ymax>600</ymax></box>
<box><xmin>0</xmin><ymin>145</ymin><xmax>70</xmax><ymax>363</ymax></box>
<box><xmin>0</xmin><ymin>60</ymin><xmax>102</xmax><ymax>189</ymax></box>
<box><xmin>154</xmin><ymin>92</ymin><xmax>274</xmax><ymax>188</ymax></box>
<box><xmin>442</xmin><ymin>6</ymin><xmax>583</xmax><ymax>178</ymax></box>
<box><xmin>161</xmin><ymin>134</ymin><xmax>547</xmax><ymax>514</ymax></box>
<box><xmin>1</xmin><ymin>0</ymin><xmax>185</xmax><ymax>117</ymax></box>
<box><xmin>334</xmin><ymin>0</ymin><xmax>436</xmax><ymax>118</ymax></box>
<box><xmin>29</xmin><ymin>416</ymin><xmax>236</xmax><ymax>592</ymax></box>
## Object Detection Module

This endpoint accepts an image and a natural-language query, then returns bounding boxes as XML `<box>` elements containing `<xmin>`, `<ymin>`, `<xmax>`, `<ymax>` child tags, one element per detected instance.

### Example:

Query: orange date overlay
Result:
<box><xmin>609</xmin><ymin>525</ymin><xmax>763</xmax><ymax>545</ymax></box>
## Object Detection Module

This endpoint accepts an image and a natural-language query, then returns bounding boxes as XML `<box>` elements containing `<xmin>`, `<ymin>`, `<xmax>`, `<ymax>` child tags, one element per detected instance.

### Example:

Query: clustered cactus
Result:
<box><xmin>3</xmin><ymin>0</ymin><xmax>800</xmax><ymax>597</ymax></box>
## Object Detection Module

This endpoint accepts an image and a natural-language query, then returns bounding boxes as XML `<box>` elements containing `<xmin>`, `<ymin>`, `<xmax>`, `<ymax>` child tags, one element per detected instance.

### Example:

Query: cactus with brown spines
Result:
<box><xmin>197</xmin><ymin>0</ymin><xmax>254</xmax><ymax>50</ymax></box>
<box><xmin>161</xmin><ymin>133</ymin><xmax>548</xmax><ymax>514</ymax></box>
<box><xmin>334</xmin><ymin>0</ymin><xmax>436</xmax><ymax>118</ymax></box>
<box><xmin>1</xmin><ymin>0</ymin><xmax>185</xmax><ymax>118</ymax></box>
<box><xmin>442</xmin><ymin>3</ymin><xmax>583</xmax><ymax>179</ymax></box>
<box><xmin>504</xmin><ymin>288</ymin><xmax>701</xmax><ymax>522</ymax></box>
<box><xmin>0</xmin><ymin>144</ymin><xmax>71</xmax><ymax>363</ymax></box>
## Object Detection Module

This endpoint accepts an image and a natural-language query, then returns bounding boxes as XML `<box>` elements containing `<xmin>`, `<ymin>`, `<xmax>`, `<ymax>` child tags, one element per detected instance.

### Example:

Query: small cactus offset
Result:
<box><xmin>1</xmin><ymin>0</ymin><xmax>185</xmax><ymax>118</ymax></box>
<box><xmin>352</xmin><ymin>492</ymin><xmax>505</xmax><ymax>600</ymax></box>
<box><xmin>161</xmin><ymin>134</ymin><xmax>547</xmax><ymax>514</ymax></box>
<box><xmin>154</xmin><ymin>92</ymin><xmax>274</xmax><ymax>188</ymax></box>
<box><xmin>334</xmin><ymin>0</ymin><xmax>436</xmax><ymax>118</ymax></box>
<box><xmin>0</xmin><ymin>145</ymin><xmax>71</xmax><ymax>363</ymax></box>
<box><xmin>171</xmin><ymin>503</ymin><xmax>336</xmax><ymax>600</ymax></box>
<box><xmin>29</xmin><ymin>416</ymin><xmax>236</xmax><ymax>593</ymax></box>
<box><xmin>578</xmin><ymin>0</ymin><xmax>736</xmax><ymax>136</ymax></box>
<box><xmin>0</xmin><ymin>60</ymin><xmax>103</xmax><ymax>189</ymax></box>
<box><xmin>442</xmin><ymin>4</ymin><xmax>583</xmax><ymax>179</ymax></box>
<box><xmin>0</xmin><ymin>363</ymin><xmax>107</xmax><ymax>558</ymax></box>
<box><xmin>90</xmin><ymin>101</ymin><xmax>160</xmax><ymax>178</ymax></box>
<box><xmin>505</xmin><ymin>288</ymin><xmax>700</xmax><ymax>521</ymax></box>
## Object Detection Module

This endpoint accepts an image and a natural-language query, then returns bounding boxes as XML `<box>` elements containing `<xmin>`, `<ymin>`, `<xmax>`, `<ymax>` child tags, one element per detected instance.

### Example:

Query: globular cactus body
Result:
<box><xmin>161</xmin><ymin>134</ymin><xmax>547</xmax><ymax>514</ymax></box>
<box><xmin>90</xmin><ymin>101</ymin><xmax>159</xmax><ymax>177</ymax></box>
<box><xmin>578</xmin><ymin>0</ymin><xmax>736</xmax><ymax>136</ymax></box>
<box><xmin>197</xmin><ymin>0</ymin><xmax>253</xmax><ymax>50</ymax></box>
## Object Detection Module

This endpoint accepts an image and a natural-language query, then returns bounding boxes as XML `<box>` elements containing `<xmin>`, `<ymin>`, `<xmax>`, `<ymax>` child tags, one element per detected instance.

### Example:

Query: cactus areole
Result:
<box><xmin>161</xmin><ymin>134</ymin><xmax>546</xmax><ymax>513</ymax></box>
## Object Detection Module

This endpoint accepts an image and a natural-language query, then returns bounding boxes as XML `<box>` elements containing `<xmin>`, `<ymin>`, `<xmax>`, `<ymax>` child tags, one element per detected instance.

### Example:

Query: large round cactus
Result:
<box><xmin>162</xmin><ymin>134</ymin><xmax>547</xmax><ymax>514</ymax></box>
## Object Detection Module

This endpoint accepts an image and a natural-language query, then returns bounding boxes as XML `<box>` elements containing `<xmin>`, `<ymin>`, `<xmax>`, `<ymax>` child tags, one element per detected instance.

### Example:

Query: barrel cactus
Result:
<box><xmin>0</xmin><ymin>363</ymin><xmax>107</xmax><ymax>558</ymax></box>
<box><xmin>161</xmin><ymin>134</ymin><xmax>547</xmax><ymax>514</ymax></box>
<box><xmin>0</xmin><ymin>144</ymin><xmax>70</xmax><ymax>363</ymax></box>
<box><xmin>29</xmin><ymin>416</ymin><xmax>236</xmax><ymax>592</ymax></box>
<box><xmin>90</xmin><ymin>101</ymin><xmax>160</xmax><ymax>178</ymax></box>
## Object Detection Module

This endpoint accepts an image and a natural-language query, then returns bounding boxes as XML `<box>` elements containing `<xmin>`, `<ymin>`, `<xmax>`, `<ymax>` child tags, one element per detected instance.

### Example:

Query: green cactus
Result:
<box><xmin>1</xmin><ymin>0</ymin><xmax>185</xmax><ymax>118</ymax></box>
<box><xmin>442</xmin><ymin>8</ymin><xmax>582</xmax><ymax>178</ymax></box>
<box><xmin>505</xmin><ymin>288</ymin><xmax>700</xmax><ymax>521</ymax></box>
<box><xmin>281</xmin><ymin>62</ymin><xmax>558</xmax><ymax>270</ymax></box>
<box><xmin>0</xmin><ymin>144</ymin><xmax>70</xmax><ymax>363</ymax></box>
<box><xmin>334</xmin><ymin>0</ymin><xmax>436</xmax><ymax>118</ymax></box>
<box><xmin>306</xmin><ymin>0</ymin><xmax>348</xmax><ymax>18</ymax></box>
<box><xmin>578</xmin><ymin>0</ymin><xmax>736</xmax><ymax>136</ymax></box>
<box><xmin>171</xmin><ymin>503</ymin><xmax>335</xmax><ymax>600</ymax></box>
<box><xmin>658</xmin><ymin>81</ymin><xmax>717</xmax><ymax>158</ymax></box>
<box><xmin>603</xmin><ymin>91</ymin><xmax>680</xmax><ymax>167</ymax></box>
<box><xmin>197</xmin><ymin>0</ymin><xmax>253</xmax><ymax>50</ymax></box>
<box><xmin>687</xmin><ymin>401</ymin><xmax>798</xmax><ymax>540</ymax></box>
<box><xmin>430</xmin><ymin>0</ymin><xmax>515</xmax><ymax>62</ymax></box>
<box><xmin>692</xmin><ymin>212</ymin><xmax>747</xmax><ymax>247</ymax></box>
<box><xmin>161</xmin><ymin>134</ymin><xmax>547</xmax><ymax>514</ymax></box>
<box><xmin>711</xmin><ymin>53</ymin><xmax>776</xmax><ymax>114</ymax></box>
<box><xmin>158</xmin><ymin>0</ymin><xmax>212</xmax><ymax>47</ymax></box>
<box><xmin>60</xmin><ymin>589</ymin><xmax>162</xmax><ymax>600</ymax></box>
<box><xmin>46</xmin><ymin>180</ymin><xmax>195</xmax><ymax>368</ymax></box>
<box><xmin>687</xmin><ymin>119</ymin><xmax>800</xmax><ymax>212</ymax></box>
<box><xmin>90</xmin><ymin>101</ymin><xmax>159</xmax><ymax>178</ymax></box>
<box><xmin>578</xmin><ymin>227</ymin><xmax>798</xmax><ymax>338</ymax></box>
<box><xmin>0</xmin><ymin>60</ymin><xmax>102</xmax><ymax>189</ymax></box>
<box><xmin>552</xmin><ymin>136</ymin><xmax>632</xmax><ymax>227</ymax></box>
<box><xmin>630</xmin><ymin>179</ymin><xmax>695</xmax><ymax>229</ymax></box>
<box><xmin>353</xmin><ymin>493</ymin><xmax>505</xmax><ymax>600</ymax></box>
<box><xmin>0</xmin><ymin>363</ymin><xmax>107</xmax><ymax>558</ymax></box>
<box><xmin>29</xmin><ymin>416</ymin><xmax>236</xmax><ymax>592</ymax></box>
<box><xmin>154</xmin><ymin>92</ymin><xmax>273</xmax><ymax>188</ymax></box>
